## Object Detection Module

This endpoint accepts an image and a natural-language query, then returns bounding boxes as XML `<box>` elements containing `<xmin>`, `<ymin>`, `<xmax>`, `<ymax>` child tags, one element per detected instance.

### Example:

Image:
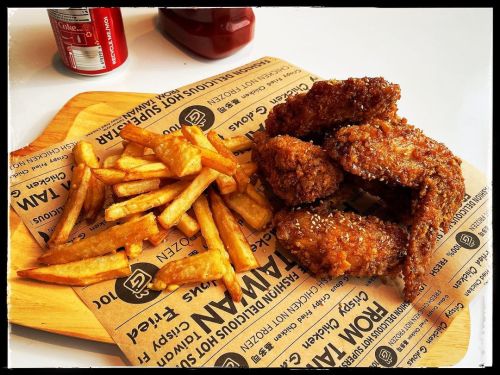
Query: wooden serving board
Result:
<box><xmin>8</xmin><ymin>91</ymin><xmax>471</xmax><ymax>366</ymax></box>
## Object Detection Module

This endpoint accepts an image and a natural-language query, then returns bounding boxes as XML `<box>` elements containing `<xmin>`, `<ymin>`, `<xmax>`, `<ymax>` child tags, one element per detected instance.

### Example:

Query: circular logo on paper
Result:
<box><xmin>375</xmin><ymin>346</ymin><xmax>397</xmax><ymax>367</ymax></box>
<box><xmin>115</xmin><ymin>262</ymin><xmax>161</xmax><ymax>304</ymax></box>
<box><xmin>179</xmin><ymin>105</ymin><xmax>215</xmax><ymax>131</ymax></box>
<box><xmin>456</xmin><ymin>231</ymin><xmax>480</xmax><ymax>250</ymax></box>
<box><xmin>214</xmin><ymin>352</ymin><xmax>248</xmax><ymax>368</ymax></box>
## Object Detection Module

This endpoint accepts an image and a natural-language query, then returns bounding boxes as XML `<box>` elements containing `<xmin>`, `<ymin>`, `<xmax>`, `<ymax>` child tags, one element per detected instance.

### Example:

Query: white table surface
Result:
<box><xmin>7</xmin><ymin>7</ymin><xmax>492</xmax><ymax>368</ymax></box>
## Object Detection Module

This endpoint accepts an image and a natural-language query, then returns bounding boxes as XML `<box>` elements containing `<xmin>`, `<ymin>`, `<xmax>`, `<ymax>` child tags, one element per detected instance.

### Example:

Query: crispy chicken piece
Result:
<box><xmin>252</xmin><ymin>131</ymin><xmax>344</xmax><ymax>206</ymax></box>
<box><xmin>274</xmin><ymin>207</ymin><xmax>408</xmax><ymax>277</ymax></box>
<box><xmin>325</xmin><ymin>118</ymin><xmax>465</xmax><ymax>301</ymax></box>
<box><xmin>265</xmin><ymin>77</ymin><xmax>401</xmax><ymax>138</ymax></box>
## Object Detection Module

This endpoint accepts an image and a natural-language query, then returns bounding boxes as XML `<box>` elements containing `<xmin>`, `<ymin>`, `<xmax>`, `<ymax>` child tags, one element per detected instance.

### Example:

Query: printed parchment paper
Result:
<box><xmin>9</xmin><ymin>57</ymin><xmax>491</xmax><ymax>368</ymax></box>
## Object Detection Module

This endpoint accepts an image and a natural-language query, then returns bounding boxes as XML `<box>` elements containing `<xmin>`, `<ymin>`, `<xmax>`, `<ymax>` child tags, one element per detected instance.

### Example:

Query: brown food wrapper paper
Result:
<box><xmin>9</xmin><ymin>57</ymin><xmax>491</xmax><ymax>368</ymax></box>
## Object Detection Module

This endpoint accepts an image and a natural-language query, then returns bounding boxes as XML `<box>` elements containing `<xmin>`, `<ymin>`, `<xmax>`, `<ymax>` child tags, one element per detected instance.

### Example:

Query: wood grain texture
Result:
<box><xmin>8</xmin><ymin>92</ymin><xmax>153</xmax><ymax>344</ymax></box>
<box><xmin>10</xmin><ymin>91</ymin><xmax>153</xmax><ymax>159</ymax></box>
<box><xmin>8</xmin><ymin>91</ymin><xmax>470</xmax><ymax>366</ymax></box>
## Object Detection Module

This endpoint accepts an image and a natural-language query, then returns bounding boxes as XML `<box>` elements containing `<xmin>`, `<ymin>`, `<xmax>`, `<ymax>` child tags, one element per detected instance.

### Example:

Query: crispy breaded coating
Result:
<box><xmin>326</xmin><ymin>119</ymin><xmax>465</xmax><ymax>301</ymax></box>
<box><xmin>252</xmin><ymin>131</ymin><xmax>344</xmax><ymax>206</ymax></box>
<box><xmin>327</xmin><ymin>118</ymin><xmax>464</xmax><ymax>230</ymax></box>
<box><xmin>265</xmin><ymin>77</ymin><xmax>401</xmax><ymax>138</ymax></box>
<box><xmin>274</xmin><ymin>208</ymin><xmax>408</xmax><ymax>277</ymax></box>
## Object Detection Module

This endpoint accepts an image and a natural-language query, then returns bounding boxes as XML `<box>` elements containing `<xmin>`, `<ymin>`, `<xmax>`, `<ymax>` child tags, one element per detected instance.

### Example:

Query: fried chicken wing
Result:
<box><xmin>265</xmin><ymin>77</ymin><xmax>401</xmax><ymax>138</ymax></box>
<box><xmin>274</xmin><ymin>208</ymin><xmax>408</xmax><ymax>277</ymax></box>
<box><xmin>325</xmin><ymin>118</ymin><xmax>465</xmax><ymax>301</ymax></box>
<box><xmin>252</xmin><ymin>131</ymin><xmax>344</xmax><ymax>206</ymax></box>
<box><xmin>256</xmin><ymin>77</ymin><xmax>465</xmax><ymax>303</ymax></box>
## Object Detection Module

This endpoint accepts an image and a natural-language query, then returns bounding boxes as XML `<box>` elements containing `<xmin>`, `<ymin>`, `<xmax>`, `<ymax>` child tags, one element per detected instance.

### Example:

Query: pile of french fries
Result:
<box><xmin>17</xmin><ymin>124</ymin><xmax>273</xmax><ymax>302</ymax></box>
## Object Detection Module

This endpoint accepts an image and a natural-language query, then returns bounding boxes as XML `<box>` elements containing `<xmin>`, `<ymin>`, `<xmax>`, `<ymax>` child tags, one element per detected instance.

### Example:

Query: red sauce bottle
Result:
<box><xmin>158</xmin><ymin>8</ymin><xmax>255</xmax><ymax>59</ymax></box>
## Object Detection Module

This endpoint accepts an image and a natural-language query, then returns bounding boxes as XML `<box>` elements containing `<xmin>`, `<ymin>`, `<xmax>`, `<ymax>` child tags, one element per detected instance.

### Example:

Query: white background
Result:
<box><xmin>8</xmin><ymin>7</ymin><xmax>492</xmax><ymax>367</ymax></box>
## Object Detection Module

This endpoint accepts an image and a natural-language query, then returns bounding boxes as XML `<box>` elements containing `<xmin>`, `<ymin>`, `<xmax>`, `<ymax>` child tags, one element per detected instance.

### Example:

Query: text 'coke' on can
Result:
<box><xmin>47</xmin><ymin>7</ymin><xmax>128</xmax><ymax>76</ymax></box>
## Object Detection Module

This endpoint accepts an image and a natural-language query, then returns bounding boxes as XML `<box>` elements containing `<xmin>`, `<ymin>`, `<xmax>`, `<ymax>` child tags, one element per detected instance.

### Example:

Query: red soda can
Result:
<box><xmin>47</xmin><ymin>7</ymin><xmax>128</xmax><ymax>75</ymax></box>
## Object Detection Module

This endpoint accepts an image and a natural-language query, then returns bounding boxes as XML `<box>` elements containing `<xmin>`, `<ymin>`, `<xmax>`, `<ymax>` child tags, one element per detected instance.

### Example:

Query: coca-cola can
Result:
<box><xmin>47</xmin><ymin>7</ymin><xmax>128</xmax><ymax>75</ymax></box>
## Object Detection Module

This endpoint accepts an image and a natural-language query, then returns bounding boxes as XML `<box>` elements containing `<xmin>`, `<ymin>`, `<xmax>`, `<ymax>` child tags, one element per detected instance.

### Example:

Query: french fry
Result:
<box><xmin>125</xmin><ymin>240</ymin><xmax>143</xmax><ymax>259</ymax></box>
<box><xmin>170</xmin><ymin>129</ymin><xmax>184</xmax><ymax>137</ymax></box>
<box><xmin>120</xmin><ymin>123</ymin><xmax>168</xmax><ymax>148</ymax></box>
<box><xmin>129</xmin><ymin>161</ymin><xmax>171</xmax><ymax>173</ymax></box>
<box><xmin>144</xmin><ymin>147</ymin><xmax>155</xmax><ymax>155</ymax></box>
<box><xmin>180</xmin><ymin>125</ymin><xmax>213</xmax><ymax>149</ymax></box>
<box><xmin>150</xmin><ymin>206</ymin><xmax>200</xmax><ymax>243</ymax></box>
<box><xmin>39</xmin><ymin>213</ymin><xmax>159</xmax><ymax>265</ymax></box>
<box><xmin>122</xmin><ymin>141</ymin><xmax>145</xmax><ymax>157</ymax></box>
<box><xmin>18</xmin><ymin>252</ymin><xmax>131</xmax><ymax>286</ymax></box>
<box><xmin>123</xmin><ymin>213</ymin><xmax>144</xmax><ymax>259</ymax></box>
<box><xmin>103</xmin><ymin>154</ymin><xmax>121</xmax><ymax>168</ymax></box>
<box><xmin>216</xmin><ymin>175</ymin><xmax>238</xmax><ymax>195</ymax></box>
<box><xmin>176</xmin><ymin>212</ymin><xmax>200</xmax><ymax>237</ymax></box>
<box><xmin>193</xmin><ymin>196</ymin><xmax>225</xmax><ymax>253</ymax></box>
<box><xmin>231</xmin><ymin>166</ymin><xmax>250</xmax><ymax>192</ymax></box>
<box><xmin>126</xmin><ymin>167</ymin><xmax>174</xmax><ymax>180</ymax></box>
<box><xmin>150</xmin><ymin>249</ymin><xmax>225</xmax><ymax>291</ymax></box>
<box><xmin>73</xmin><ymin>141</ymin><xmax>99</xmax><ymax>167</ymax></box>
<box><xmin>48</xmin><ymin>164</ymin><xmax>92</xmax><ymax>246</ymax></box>
<box><xmin>222</xmin><ymin>191</ymin><xmax>273</xmax><ymax>231</ymax></box>
<box><xmin>241</xmin><ymin>161</ymin><xmax>258</xmax><ymax>176</ymax></box>
<box><xmin>181</xmin><ymin>125</ymin><xmax>237</xmax><ymax>194</ymax></box>
<box><xmin>196</xmin><ymin>146</ymin><xmax>237</xmax><ymax>176</ymax></box>
<box><xmin>223</xmin><ymin>135</ymin><xmax>254</xmax><ymax>152</ymax></box>
<box><xmin>245</xmin><ymin>183</ymin><xmax>272</xmax><ymax>209</ymax></box>
<box><xmin>73</xmin><ymin>141</ymin><xmax>106</xmax><ymax>220</ymax></box>
<box><xmin>208</xmin><ymin>189</ymin><xmax>259</xmax><ymax>272</ymax></box>
<box><xmin>193</xmin><ymin>195</ymin><xmax>242</xmax><ymax>301</ymax></box>
<box><xmin>120</xmin><ymin>124</ymin><xmax>185</xmax><ymax>147</ymax></box>
<box><xmin>113</xmin><ymin>178</ymin><xmax>161</xmax><ymax>198</ymax></box>
<box><xmin>154</xmin><ymin>137</ymin><xmax>202</xmax><ymax>177</ymax></box>
<box><xmin>207</xmin><ymin>131</ymin><xmax>249</xmax><ymax>192</ymax></box>
<box><xmin>82</xmin><ymin>177</ymin><xmax>106</xmax><ymax>220</ymax></box>
<box><xmin>93</xmin><ymin>167</ymin><xmax>174</xmax><ymax>185</ymax></box>
<box><xmin>148</xmin><ymin>228</ymin><xmax>170</xmax><ymax>246</ymax></box>
<box><xmin>158</xmin><ymin>168</ymin><xmax>219</xmax><ymax>229</ymax></box>
<box><xmin>114</xmin><ymin>155</ymin><xmax>158</xmax><ymax>171</ymax></box>
<box><xmin>105</xmin><ymin>180</ymin><xmax>190</xmax><ymax>221</ymax></box>
<box><xmin>93</xmin><ymin>168</ymin><xmax>126</xmax><ymax>185</ymax></box>
<box><xmin>148</xmin><ymin>206</ymin><xmax>200</xmax><ymax>245</ymax></box>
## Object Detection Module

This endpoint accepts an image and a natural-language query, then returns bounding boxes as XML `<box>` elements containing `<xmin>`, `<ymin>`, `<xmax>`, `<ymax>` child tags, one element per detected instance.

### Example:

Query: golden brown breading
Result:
<box><xmin>274</xmin><ymin>208</ymin><xmax>408</xmax><ymax>277</ymax></box>
<box><xmin>325</xmin><ymin>119</ymin><xmax>465</xmax><ymax>301</ymax></box>
<box><xmin>327</xmin><ymin>118</ymin><xmax>464</xmax><ymax>230</ymax></box>
<box><xmin>252</xmin><ymin>131</ymin><xmax>344</xmax><ymax>206</ymax></box>
<box><xmin>265</xmin><ymin>77</ymin><xmax>401</xmax><ymax>138</ymax></box>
